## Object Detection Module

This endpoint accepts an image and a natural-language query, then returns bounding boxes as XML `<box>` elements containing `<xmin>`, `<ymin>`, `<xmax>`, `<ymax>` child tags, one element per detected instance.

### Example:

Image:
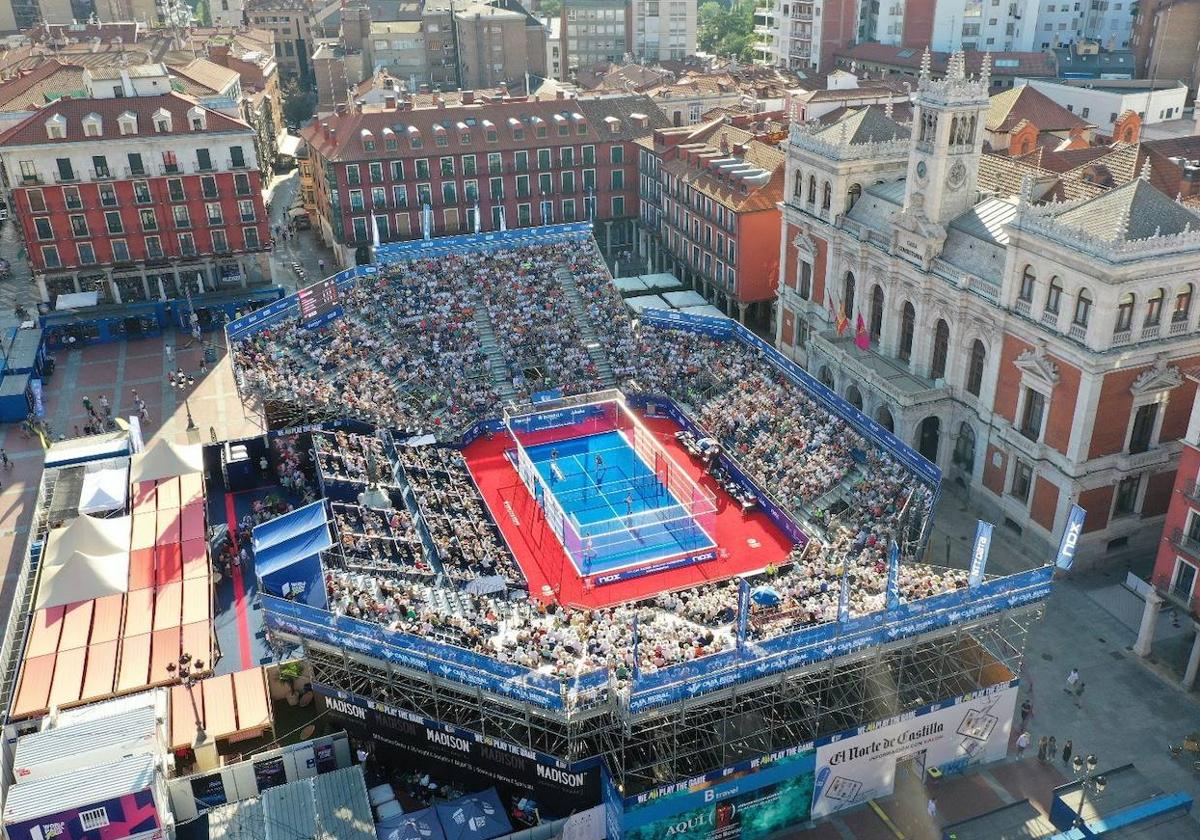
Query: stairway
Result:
<box><xmin>472</xmin><ymin>309</ymin><xmax>518</xmax><ymax>402</ymax></box>
<box><xmin>553</xmin><ymin>267</ymin><xmax>616</xmax><ymax>387</ymax></box>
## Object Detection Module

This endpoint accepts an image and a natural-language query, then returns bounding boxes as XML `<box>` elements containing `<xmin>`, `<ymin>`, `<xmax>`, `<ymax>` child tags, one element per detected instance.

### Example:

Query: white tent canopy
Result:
<box><xmin>129</xmin><ymin>439</ymin><xmax>203</xmax><ymax>484</ymax></box>
<box><xmin>78</xmin><ymin>460</ymin><xmax>129</xmax><ymax>515</ymax></box>
<box><xmin>35</xmin><ymin>549</ymin><xmax>129</xmax><ymax>610</ymax></box>
<box><xmin>43</xmin><ymin>514</ymin><xmax>131</xmax><ymax>570</ymax></box>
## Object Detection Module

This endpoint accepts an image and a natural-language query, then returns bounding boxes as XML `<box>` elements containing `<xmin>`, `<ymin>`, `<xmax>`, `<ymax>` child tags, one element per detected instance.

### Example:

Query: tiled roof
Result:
<box><xmin>0</xmin><ymin>91</ymin><xmax>252</xmax><ymax>147</ymax></box>
<box><xmin>301</xmin><ymin>94</ymin><xmax>671</xmax><ymax>161</ymax></box>
<box><xmin>0</xmin><ymin>62</ymin><xmax>87</xmax><ymax>114</ymax></box>
<box><xmin>811</xmin><ymin>105</ymin><xmax>910</xmax><ymax>144</ymax></box>
<box><xmin>836</xmin><ymin>43</ymin><xmax>1057</xmax><ymax>77</ymax></box>
<box><xmin>1051</xmin><ymin>178</ymin><xmax>1200</xmax><ymax>241</ymax></box>
<box><xmin>169</xmin><ymin>58</ymin><xmax>241</xmax><ymax>95</ymax></box>
<box><xmin>986</xmin><ymin>84</ymin><xmax>1091</xmax><ymax>133</ymax></box>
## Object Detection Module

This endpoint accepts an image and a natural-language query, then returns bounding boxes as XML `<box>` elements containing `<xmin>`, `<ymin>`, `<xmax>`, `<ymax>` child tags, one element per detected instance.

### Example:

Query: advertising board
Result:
<box><xmin>4</xmin><ymin>790</ymin><xmax>162</xmax><ymax>840</ymax></box>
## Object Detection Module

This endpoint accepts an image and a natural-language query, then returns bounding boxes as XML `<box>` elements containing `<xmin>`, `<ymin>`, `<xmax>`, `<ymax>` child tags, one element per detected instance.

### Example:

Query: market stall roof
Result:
<box><xmin>78</xmin><ymin>460</ymin><xmax>129</xmax><ymax>514</ymax></box>
<box><xmin>625</xmin><ymin>294</ymin><xmax>671</xmax><ymax>313</ymax></box>
<box><xmin>662</xmin><ymin>290</ymin><xmax>708</xmax><ymax>308</ymax></box>
<box><xmin>35</xmin><ymin>549</ymin><xmax>129</xmax><ymax>610</ymax></box>
<box><xmin>42</xmin><ymin>513</ymin><xmax>131</xmax><ymax>571</ymax></box>
<box><xmin>44</xmin><ymin>431</ymin><xmax>130</xmax><ymax>468</ymax></box>
<box><xmin>129</xmin><ymin>439</ymin><xmax>203</xmax><ymax>483</ymax></box>
<box><xmin>680</xmin><ymin>304</ymin><xmax>731</xmax><ymax>319</ymax></box>
<box><xmin>54</xmin><ymin>291</ymin><xmax>100</xmax><ymax>310</ymax></box>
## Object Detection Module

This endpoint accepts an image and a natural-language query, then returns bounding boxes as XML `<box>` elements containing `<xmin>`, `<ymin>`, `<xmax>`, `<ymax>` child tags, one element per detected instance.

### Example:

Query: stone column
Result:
<box><xmin>109</xmin><ymin>278</ymin><xmax>122</xmax><ymax>305</ymax></box>
<box><xmin>738</xmin><ymin>301</ymin><xmax>747</xmax><ymax>324</ymax></box>
<box><xmin>1184</xmin><ymin>623</ymin><xmax>1200</xmax><ymax>690</ymax></box>
<box><xmin>1133</xmin><ymin>591</ymin><xmax>1163</xmax><ymax>658</ymax></box>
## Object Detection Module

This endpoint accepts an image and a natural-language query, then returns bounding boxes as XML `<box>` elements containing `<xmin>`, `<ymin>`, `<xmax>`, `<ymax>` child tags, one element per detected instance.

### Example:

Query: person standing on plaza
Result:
<box><xmin>1062</xmin><ymin>740</ymin><xmax>1073</xmax><ymax>766</ymax></box>
<box><xmin>1048</xmin><ymin>736</ymin><xmax>1057</xmax><ymax>761</ymax></box>
<box><xmin>1016</xmin><ymin>730</ymin><xmax>1031</xmax><ymax>758</ymax></box>
<box><xmin>99</xmin><ymin>394</ymin><xmax>110</xmax><ymax>417</ymax></box>
<box><xmin>927</xmin><ymin>798</ymin><xmax>938</xmax><ymax>822</ymax></box>
<box><xmin>1020</xmin><ymin>698</ymin><xmax>1032</xmax><ymax>729</ymax></box>
<box><xmin>1065</xmin><ymin>668</ymin><xmax>1080</xmax><ymax>694</ymax></box>
<box><xmin>1038</xmin><ymin>736</ymin><xmax>1049</xmax><ymax>762</ymax></box>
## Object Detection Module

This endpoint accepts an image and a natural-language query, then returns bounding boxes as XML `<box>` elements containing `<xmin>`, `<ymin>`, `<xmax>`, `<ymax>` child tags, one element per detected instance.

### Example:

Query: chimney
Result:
<box><xmin>556</xmin><ymin>89</ymin><xmax>565</xmax><ymax>99</ymax></box>
<box><xmin>210</xmin><ymin>44</ymin><xmax>230</xmax><ymax>63</ymax></box>
<box><xmin>385</xmin><ymin>94</ymin><xmax>396</xmax><ymax>109</ymax></box>
<box><xmin>462</xmin><ymin>89</ymin><xmax>474</xmax><ymax>103</ymax></box>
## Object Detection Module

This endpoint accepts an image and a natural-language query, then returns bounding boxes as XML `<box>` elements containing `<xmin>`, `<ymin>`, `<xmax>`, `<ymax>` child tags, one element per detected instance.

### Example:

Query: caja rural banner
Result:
<box><xmin>315</xmin><ymin>685</ymin><xmax>601</xmax><ymax>818</ymax></box>
<box><xmin>810</xmin><ymin>681</ymin><xmax>1019</xmax><ymax>819</ymax></box>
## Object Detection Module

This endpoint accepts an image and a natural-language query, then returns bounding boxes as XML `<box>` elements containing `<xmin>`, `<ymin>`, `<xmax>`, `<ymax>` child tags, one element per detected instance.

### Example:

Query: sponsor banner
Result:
<box><xmin>5</xmin><ymin>790</ymin><xmax>162</xmax><ymax>840</ymax></box>
<box><xmin>375</xmin><ymin>222</ymin><xmax>593</xmax><ymax>265</ymax></box>
<box><xmin>736</xmin><ymin>579</ymin><xmax>750</xmax><ymax>651</ymax></box>
<box><xmin>811</xmin><ymin>682</ymin><xmax>1019</xmax><ymax>819</ymax></box>
<box><xmin>507</xmin><ymin>404</ymin><xmax>610</xmax><ymax>436</ymax></box>
<box><xmin>1055</xmin><ymin>504</ymin><xmax>1086</xmax><ymax>570</ymax></box>
<box><xmin>969</xmin><ymin>521</ymin><xmax>994</xmax><ymax>588</ymax></box>
<box><xmin>316</xmin><ymin>686</ymin><xmax>600</xmax><ymax>818</ymax></box>
<box><xmin>622</xmin><ymin>750</ymin><xmax>815</xmax><ymax>840</ymax></box>
<box><xmin>226</xmin><ymin>266</ymin><xmax>374</xmax><ymax>341</ymax></box>
<box><xmin>885</xmin><ymin>542</ymin><xmax>900</xmax><ymax>611</ymax></box>
<box><xmin>628</xmin><ymin>567</ymin><xmax>1052</xmax><ymax>713</ymax></box>
<box><xmin>262</xmin><ymin>596</ymin><xmax>564</xmax><ymax>709</ymax></box>
<box><xmin>602</xmin><ymin>766</ymin><xmax>623</xmax><ymax>840</ymax></box>
<box><xmin>591</xmin><ymin>548</ymin><xmax>718</xmax><ymax>585</ymax></box>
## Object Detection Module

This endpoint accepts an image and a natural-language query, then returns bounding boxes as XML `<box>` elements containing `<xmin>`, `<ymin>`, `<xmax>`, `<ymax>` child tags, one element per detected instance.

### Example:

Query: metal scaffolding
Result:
<box><xmin>287</xmin><ymin>601</ymin><xmax>1041</xmax><ymax>797</ymax></box>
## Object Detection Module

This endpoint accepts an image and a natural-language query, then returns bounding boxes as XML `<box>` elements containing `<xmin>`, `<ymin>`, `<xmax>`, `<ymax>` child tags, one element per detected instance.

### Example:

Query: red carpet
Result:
<box><xmin>463</xmin><ymin>414</ymin><xmax>795</xmax><ymax>609</ymax></box>
<box><xmin>224</xmin><ymin>493</ymin><xmax>253</xmax><ymax>670</ymax></box>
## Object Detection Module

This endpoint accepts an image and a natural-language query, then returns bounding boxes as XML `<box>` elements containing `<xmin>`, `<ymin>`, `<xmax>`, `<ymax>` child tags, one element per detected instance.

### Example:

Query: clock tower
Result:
<box><xmin>901</xmin><ymin>49</ymin><xmax>991</xmax><ymax>228</ymax></box>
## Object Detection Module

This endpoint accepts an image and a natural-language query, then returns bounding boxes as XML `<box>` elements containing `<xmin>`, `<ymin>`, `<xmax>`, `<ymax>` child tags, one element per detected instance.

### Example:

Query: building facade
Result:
<box><xmin>561</xmin><ymin>0</ymin><xmax>630</xmax><ymax>75</ymax></box>
<box><xmin>1019</xmin><ymin>77</ymin><xmax>1188</xmax><ymax>137</ymax></box>
<box><xmin>1132</xmin><ymin>0</ymin><xmax>1200</xmax><ymax>95</ymax></box>
<box><xmin>776</xmin><ymin>51</ymin><xmax>1200</xmax><ymax>563</ymax></box>
<box><xmin>247</xmin><ymin>0</ymin><xmax>316</xmax><ymax>82</ymax></box>
<box><xmin>300</xmin><ymin>93</ymin><xmax>667</xmax><ymax>266</ymax></box>
<box><xmin>0</xmin><ymin>68</ymin><xmax>272</xmax><ymax>304</ymax></box>
<box><xmin>631</xmin><ymin>0</ymin><xmax>695</xmax><ymax>63</ymax></box>
<box><xmin>636</xmin><ymin>119</ymin><xmax>786</xmax><ymax>324</ymax></box>
<box><xmin>753</xmin><ymin>0</ymin><xmax>859</xmax><ymax>71</ymax></box>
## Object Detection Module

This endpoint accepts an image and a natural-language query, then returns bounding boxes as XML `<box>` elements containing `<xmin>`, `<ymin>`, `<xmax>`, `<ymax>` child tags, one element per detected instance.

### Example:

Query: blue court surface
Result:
<box><xmin>525</xmin><ymin>430</ymin><xmax>715</xmax><ymax>573</ymax></box>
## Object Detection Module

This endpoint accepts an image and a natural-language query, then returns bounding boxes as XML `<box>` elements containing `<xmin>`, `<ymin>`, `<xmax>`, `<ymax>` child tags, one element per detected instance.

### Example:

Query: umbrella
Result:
<box><xmin>750</xmin><ymin>586</ymin><xmax>781</xmax><ymax>606</ymax></box>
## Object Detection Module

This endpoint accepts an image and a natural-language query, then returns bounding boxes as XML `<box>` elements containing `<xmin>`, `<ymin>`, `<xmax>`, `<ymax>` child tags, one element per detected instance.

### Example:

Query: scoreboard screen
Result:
<box><xmin>297</xmin><ymin>277</ymin><xmax>340</xmax><ymax>328</ymax></box>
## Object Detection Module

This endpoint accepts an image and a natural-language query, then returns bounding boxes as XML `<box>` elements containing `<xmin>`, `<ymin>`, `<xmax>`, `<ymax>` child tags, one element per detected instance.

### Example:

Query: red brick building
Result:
<box><xmin>0</xmin><ymin>66</ymin><xmax>272</xmax><ymax>305</ymax></box>
<box><xmin>1135</xmin><ymin>377</ymin><xmax>1200</xmax><ymax>689</ymax></box>
<box><xmin>299</xmin><ymin>93</ymin><xmax>669</xmax><ymax>267</ymax></box>
<box><xmin>634</xmin><ymin>119</ymin><xmax>786</xmax><ymax>324</ymax></box>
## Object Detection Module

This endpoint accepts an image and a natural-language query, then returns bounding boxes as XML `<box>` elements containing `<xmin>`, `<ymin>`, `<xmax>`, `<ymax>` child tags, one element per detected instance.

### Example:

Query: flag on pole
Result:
<box><xmin>826</xmin><ymin>290</ymin><xmax>837</xmax><ymax>326</ymax></box>
<box><xmin>1055</xmin><ymin>504</ymin><xmax>1087</xmax><ymax>570</ymax></box>
<box><xmin>886</xmin><ymin>541</ymin><xmax>901</xmax><ymax>611</ymax></box>
<box><xmin>370</xmin><ymin>212</ymin><xmax>381</xmax><ymax>247</ymax></box>
<box><xmin>421</xmin><ymin>203</ymin><xmax>432</xmax><ymax>240</ymax></box>
<box><xmin>854</xmin><ymin>313</ymin><xmax>869</xmax><ymax>350</ymax></box>
<box><xmin>736</xmin><ymin>579</ymin><xmax>750</xmax><ymax>652</ymax></box>
<box><xmin>499</xmin><ymin>204</ymin><xmax>508</xmax><ymax>232</ymax></box>
<box><xmin>969</xmin><ymin>520</ymin><xmax>994</xmax><ymax>588</ymax></box>
<box><xmin>836</xmin><ymin>305</ymin><xmax>849</xmax><ymax>336</ymax></box>
<box><xmin>837</xmin><ymin>569</ymin><xmax>850</xmax><ymax>624</ymax></box>
<box><xmin>473</xmin><ymin>203</ymin><xmax>481</xmax><ymax>234</ymax></box>
<box><xmin>631</xmin><ymin>614</ymin><xmax>641</xmax><ymax>680</ymax></box>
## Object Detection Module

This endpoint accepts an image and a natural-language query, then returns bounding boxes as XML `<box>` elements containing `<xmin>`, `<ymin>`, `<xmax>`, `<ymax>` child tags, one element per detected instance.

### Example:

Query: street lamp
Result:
<box><xmin>1070</xmin><ymin>753</ymin><xmax>1107</xmax><ymax>829</ymax></box>
<box><xmin>168</xmin><ymin>367</ymin><xmax>198</xmax><ymax>433</ymax></box>
<box><xmin>166</xmin><ymin>653</ymin><xmax>208</xmax><ymax>745</ymax></box>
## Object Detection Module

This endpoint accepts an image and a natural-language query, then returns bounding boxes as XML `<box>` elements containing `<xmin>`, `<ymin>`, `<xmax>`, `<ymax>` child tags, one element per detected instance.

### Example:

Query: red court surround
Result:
<box><xmin>463</xmin><ymin>414</ymin><xmax>795</xmax><ymax>609</ymax></box>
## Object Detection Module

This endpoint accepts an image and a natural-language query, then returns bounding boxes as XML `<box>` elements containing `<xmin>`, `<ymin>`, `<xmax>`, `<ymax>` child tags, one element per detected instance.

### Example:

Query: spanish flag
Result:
<box><xmin>836</xmin><ymin>305</ymin><xmax>849</xmax><ymax>336</ymax></box>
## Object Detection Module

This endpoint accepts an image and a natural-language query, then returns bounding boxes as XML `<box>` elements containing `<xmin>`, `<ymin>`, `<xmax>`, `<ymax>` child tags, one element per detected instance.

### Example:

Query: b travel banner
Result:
<box><xmin>1055</xmin><ymin>504</ymin><xmax>1086</xmax><ymax>570</ymax></box>
<box><xmin>968</xmin><ymin>520</ymin><xmax>994</xmax><ymax>589</ymax></box>
<box><xmin>315</xmin><ymin>686</ymin><xmax>600</xmax><ymax>818</ymax></box>
<box><xmin>885</xmin><ymin>542</ymin><xmax>900</xmax><ymax>611</ymax></box>
<box><xmin>736</xmin><ymin>579</ymin><xmax>750</xmax><ymax>651</ymax></box>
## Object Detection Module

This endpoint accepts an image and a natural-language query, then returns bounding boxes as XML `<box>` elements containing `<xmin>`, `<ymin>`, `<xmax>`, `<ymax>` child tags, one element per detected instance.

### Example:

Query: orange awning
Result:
<box><xmin>181</xmin><ymin>502</ymin><xmax>206</xmax><ymax>543</ymax></box>
<box><xmin>179</xmin><ymin>473</ymin><xmax>204</xmax><ymax>506</ymax></box>
<box><xmin>90</xmin><ymin>593</ymin><xmax>125</xmax><ymax>644</ymax></box>
<box><xmin>201</xmin><ymin>674</ymin><xmax>238</xmax><ymax>740</ymax></box>
<box><xmin>180</xmin><ymin>621</ymin><xmax>212</xmax><ymax>668</ymax></box>
<box><xmin>155</xmin><ymin>543</ymin><xmax>183</xmax><ymax>586</ymax></box>
<box><xmin>13</xmin><ymin>653</ymin><xmax>55</xmax><ymax>719</ymax></box>
<box><xmin>131</xmin><ymin>512</ymin><xmax>157</xmax><ymax>551</ymax></box>
<box><xmin>80</xmin><ymin>640</ymin><xmax>118</xmax><ymax>701</ymax></box>
<box><xmin>182</xmin><ymin>540</ymin><xmax>208</xmax><ymax>580</ymax></box>
<box><xmin>116</xmin><ymin>633</ymin><xmax>151</xmax><ymax>693</ymax></box>
<box><xmin>182</xmin><ymin>577</ymin><xmax>210</xmax><ymax>625</ymax></box>
<box><xmin>233</xmin><ymin>667</ymin><xmax>271</xmax><ymax>733</ymax></box>
<box><xmin>123</xmin><ymin>588</ymin><xmax>155</xmax><ymax>637</ymax></box>
<box><xmin>57</xmin><ymin>599</ymin><xmax>94</xmax><ymax>651</ymax></box>
<box><xmin>150</xmin><ymin>627</ymin><xmax>182</xmax><ymax>686</ymax></box>
<box><xmin>170</xmin><ymin>682</ymin><xmax>206</xmax><ymax>750</ymax></box>
<box><xmin>156</xmin><ymin>477</ymin><xmax>180</xmax><ymax>509</ymax></box>
<box><xmin>132</xmin><ymin>480</ymin><xmax>157</xmax><ymax>512</ymax></box>
<box><xmin>156</xmin><ymin>508</ymin><xmax>181</xmax><ymax>546</ymax></box>
<box><xmin>153</xmin><ymin>582</ymin><xmax>182</xmax><ymax>631</ymax></box>
<box><xmin>48</xmin><ymin>646</ymin><xmax>85</xmax><ymax>709</ymax></box>
<box><xmin>25</xmin><ymin>606</ymin><xmax>64</xmax><ymax>659</ymax></box>
<box><xmin>128</xmin><ymin>548</ymin><xmax>157</xmax><ymax>591</ymax></box>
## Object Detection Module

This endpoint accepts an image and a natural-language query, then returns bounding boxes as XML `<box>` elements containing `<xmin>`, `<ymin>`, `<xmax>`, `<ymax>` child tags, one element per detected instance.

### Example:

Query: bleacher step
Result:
<box><xmin>472</xmin><ymin>309</ymin><xmax>519</xmax><ymax>401</ymax></box>
<box><xmin>553</xmin><ymin>267</ymin><xmax>616</xmax><ymax>387</ymax></box>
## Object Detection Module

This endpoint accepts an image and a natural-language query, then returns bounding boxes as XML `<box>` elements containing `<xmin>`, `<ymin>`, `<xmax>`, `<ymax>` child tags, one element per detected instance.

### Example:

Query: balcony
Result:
<box><xmin>810</xmin><ymin>332</ymin><xmax>951</xmax><ymax>409</ymax></box>
<box><xmin>20</xmin><ymin>174</ymin><xmax>43</xmax><ymax>186</ymax></box>
<box><xmin>125</xmin><ymin>166</ymin><xmax>148</xmax><ymax>178</ymax></box>
<box><xmin>89</xmin><ymin>167</ymin><xmax>114</xmax><ymax>180</ymax></box>
<box><xmin>1154</xmin><ymin>569</ymin><xmax>1200</xmax><ymax>618</ymax></box>
<box><xmin>1112</xmin><ymin>328</ymin><xmax>1131</xmax><ymax>347</ymax></box>
<box><xmin>1170</xmin><ymin>528</ymin><xmax>1200</xmax><ymax>561</ymax></box>
<box><xmin>1014</xmin><ymin>298</ymin><xmax>1032</xmax><ymax>317</ymax></box>
<box><xmin>160</xmin><ymin>163</ymin><xmax>183</xmax><ymax>176</ymax></box>
<box><xmin>54</xmin><ymin>171</ymin><xmax>79</xmax><ymax>184</ymax></box>
<box><xmin>1041</xmin><ymin>310</ymin><xmax>1059</xmax><ymax>328</ymax></box>
<box><xmin>226</xmin><ymin>158</ymin><xmax>249</xmax><ymax>170</ymax></box>
<box><xmin>207</xmin><ymin>216</ymin><xmax>224</xmax><ymax>227</ymax></box>
<box><xmin>1068</xmin><ymin>323</ymin><xmax>1088</xmax><ymax>342</ymax></box>
<box><xmin>1184</xmin><ymin>481</ymin><xmax>1200</xmax><ymax>505</ymax></box>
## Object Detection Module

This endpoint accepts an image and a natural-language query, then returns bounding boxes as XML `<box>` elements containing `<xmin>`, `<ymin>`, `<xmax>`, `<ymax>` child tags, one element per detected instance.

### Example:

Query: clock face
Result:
<box><xmin>916</xmin><ymin>160</ymin><xmax>927</xmax><ymax>180</ymax></box>
<box><xmin>947</xmin><ymin>160</ymin><xmax>967</xmax><ymax>190</ymax></box>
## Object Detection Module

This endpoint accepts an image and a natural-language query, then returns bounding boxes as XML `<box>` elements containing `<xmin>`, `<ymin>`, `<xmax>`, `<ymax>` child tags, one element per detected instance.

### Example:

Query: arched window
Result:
<box><xmin>1045</xmin><ymin>277</ymin><xmax>1063</xmax><ymax>314</ymax></box>
<box><xmin>1116</xmin><ymin>293</ymin><xmax>1135</xmax><ymax>333</ymax></box>
<box><xmin>899</xmin><ymin>302</ymin><xmax>916</xmax><ymax>363</ymax></box>
<box><xmin>845</xmin><ymin>384</ymin><xmax>863</xmax><ymax>410</ymax></box>
<box><xmin>807</xmin><ymin>175</ymin><xmax>816</xmax><ymax>204</ymax></box>
<box><xmin>966</xmin><ymin>339</ymin><xmax>986</xmax><ymax>396</ymax></box>
<box><xmin>846</xmin><ymin>183</ymin><xmax>862</xmax><ymax>211</ymax></box>
<box><xmin>870</xmin><ymin>284</ymin><xmax>884</xmax><ymax>341</ymax></box>
<box><xmin>818</xmin><ymin>365</ymin><xmax>834</xmax><ymax>388</ymax></box>
<box><xmin>1146</xmin><ymin>288</ymin><xmax>1164</xmax><ymax>326</ymax></box>
<box><xmin>930</xmin><ymin>319</ymin><xmax>949</xmax><ymax>380</ymax></box>
<box><xmin>1174</xmin><ymin>283</ymin><xmax>1194</xmax><ymax>323</ymax></box>
<box><xmin>822</xmin><ymin>181</ymin><xmax>832</xmax><ymax>210</ymax></box>
<box><xmin>798</xmin><ymin>260</ymin><xmax>812</xmax><ymax>300</ymax></box>
<box><xmin>843</xmin><ymin>271</ymin><xmax>856</xmax><ymax>320</ymax></box>
<box><xmin>1073</xmin><ymin>288</ymin><xmax>1093</xmax><ymax>327</ymax></box>
<box><xmin>953</xmin><ymin>422</ymin><xmax>977</xmax><ymax>474</ymax></box>
<box><xmin>1019</xmin><ymin>265</ymin><xmax>1036</xmax><ymax>302</ymax></box>
<box><xmin>793</xmin><ymin>170</ymin><xmax>804</xmax><ymax>200</ymax></box>
<box><xmin>876</xmin><ymin>405</ymin><xmax>894</xmax><ymax>433</ymax></box>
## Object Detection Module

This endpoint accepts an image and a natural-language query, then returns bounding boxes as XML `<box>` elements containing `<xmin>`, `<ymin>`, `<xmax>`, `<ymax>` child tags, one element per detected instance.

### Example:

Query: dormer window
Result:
<box><xmin>605</xmin><ymin>116</ymin><xmax>621</xmax><ymax>133</ymax></box>
<box><xmin>153</xmin><ymin>108</ymin><xmax>172</xmax><ymax>133</ymax></box>
<box><xmin>361</xmin><ymin>128</ymin><xmax>375</xmax><ymax>151</ymax></box>
<box><xmin>187</xmin><ymin>106</ymin><xmax>206</xmax><ymax>131</ymax></box>
<box><xmin>82</xmin><ymin>113</ymin><xmax>102</xmax><ymax>137</ymax></box>
<box><xmin>118</xmin><ymin>111</ymin><xmax>138</xmax><ymax>135</ymax></box>
<box><xmin>45</xmin><ymin>114</ymin><xmax>66</xmax><ymax>139</ymax></box>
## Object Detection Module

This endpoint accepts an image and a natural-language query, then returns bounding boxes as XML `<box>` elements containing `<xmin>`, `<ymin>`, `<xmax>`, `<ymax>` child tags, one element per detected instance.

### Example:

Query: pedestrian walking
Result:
<box><xmin>1073</xmin><ymin>682</ymin><xmax>1086</xmax><ymax>707</ymax></box>
<box><xmin>165</xmin><ymin>343</ymin><xmax>174</xmax><ymax>363</ymax></box>
<box><xmin>1048</xmin><ymin>736</ymin><xmax>1057</xmax><ymax>761</ymax></box>
<box><xmin>1020</xmin><ymin>699</ymin><xmax>1032</xmax><ymax>728</ymax></box>
<box><xmin>1016</xmin><ymin>730</ymin><xmax>1031</xmax><ymax>758</ymax></box>
<box><xmin>81</xmin><ymin>395</ymin><xmax>93</xmax><ymax>416</ymax></box>
<box><xmin>99</xmin><ymin>394</ymin><xmax>110</xmax><ymax>416</ymax></box>
<box><xmin>1064</xmin><ymin>668</ymin><xmax>1080</xmax><ymax>693</ymax></box>
<box><xmin>1038</xmin><ymin>736</ymin><xmax>1048</xmax><ymax>762</ymax></box>
<box><xmin>1062</xmin><ymin>740</ymin><xmax>1073</xmax><ymax>766</ymax></box>
<box><xmin>927</xmin><ymin>798</ymin><xmax>938</xmax><ymax>821</ymax></box>
<box><xmin>200</xmin><ymin>355</ymin><xmax>208</xmax><ymax>374</ymax></box>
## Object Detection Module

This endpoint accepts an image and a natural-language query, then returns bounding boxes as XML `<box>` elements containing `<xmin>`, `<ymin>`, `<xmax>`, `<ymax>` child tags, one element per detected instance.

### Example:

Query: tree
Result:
<box><xmin>282</xmin><ymin>80</ymin><xmax>317</xmax><ymax>128</ymax></box>
<box><xmin>697</xmin><ymin>0</ymin><xmax>758</xmax><ymax>61</ymax></box>
<box><xmin>540</xmin><ymin>0</ymin><xmax>562</xmax><ymax>17</ymax></box>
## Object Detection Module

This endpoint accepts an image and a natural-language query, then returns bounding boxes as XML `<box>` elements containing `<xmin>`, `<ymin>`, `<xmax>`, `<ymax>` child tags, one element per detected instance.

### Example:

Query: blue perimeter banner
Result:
<box><xmin>374</xmin><ymin>222</ymin><xmax>593</xmax><ymax>264</ymax></box>
<box><xmin>226</xmin><ymin>266</ymin><xmax>376</xmax><ymax>342</ymax></box>
<box><xmin>969</xmin><ymin>520</ymin><xmax>994</xmax><ymax>588</ymax></box>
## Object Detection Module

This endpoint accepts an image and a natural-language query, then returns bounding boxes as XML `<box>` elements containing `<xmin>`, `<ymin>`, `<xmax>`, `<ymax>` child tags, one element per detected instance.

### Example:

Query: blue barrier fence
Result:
<box><xmin>225</xmin><ymin>267</ymin><xmax>376</xmax><ymax>342</ymax></box>
<box><xmin>374</xmin><ymin>223</ymin><xmax>593</xmax><ymax>264</ymax></box>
